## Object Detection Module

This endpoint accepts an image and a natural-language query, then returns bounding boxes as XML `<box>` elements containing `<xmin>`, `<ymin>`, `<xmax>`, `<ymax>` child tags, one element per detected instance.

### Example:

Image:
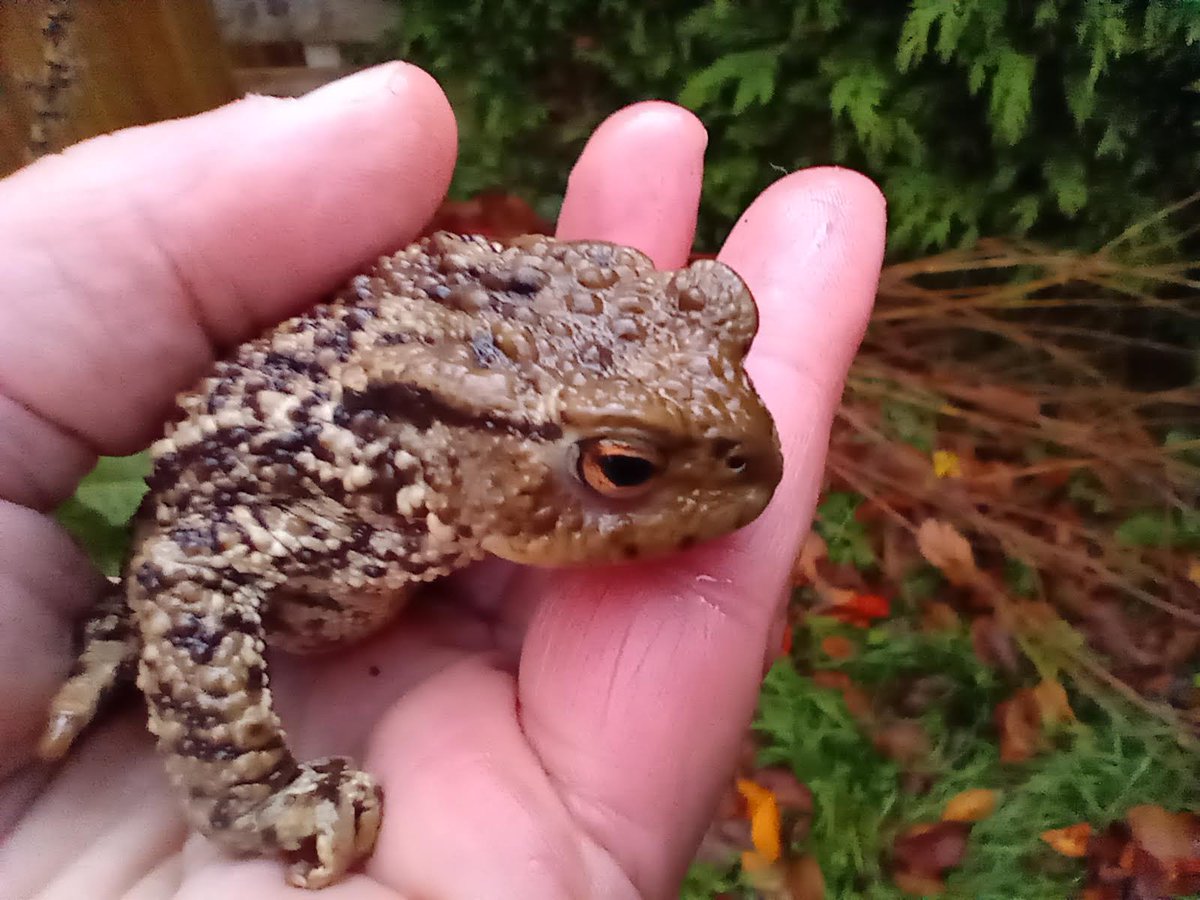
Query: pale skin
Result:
<box><xmin>0</xmin><ymin>62</ymin><xmax>886</xmax><ymax>900</ymax></box>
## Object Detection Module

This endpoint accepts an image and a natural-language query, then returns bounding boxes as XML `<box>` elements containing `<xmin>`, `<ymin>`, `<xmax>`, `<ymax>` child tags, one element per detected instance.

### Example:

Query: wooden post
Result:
<box><xmin>0</xmin><ymin>0</ymin><xmax>239</xmax><ymax>177</ymax></box>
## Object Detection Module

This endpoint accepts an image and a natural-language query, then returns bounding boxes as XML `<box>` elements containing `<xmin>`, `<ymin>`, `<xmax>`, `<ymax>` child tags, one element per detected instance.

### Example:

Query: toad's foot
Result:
<box><xmin>262</xmin><ymin>757</ymin><xmax>383</xmax><ymax>889</ymax></box>
<box><xmin>39</xmin><ymin>579</ymin><xmax>137</xmax><ymax>759</ymax></box>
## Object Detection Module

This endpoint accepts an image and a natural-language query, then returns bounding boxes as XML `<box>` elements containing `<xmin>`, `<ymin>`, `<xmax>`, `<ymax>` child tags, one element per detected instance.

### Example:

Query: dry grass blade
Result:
<box><xmin>827</xmin><ymin>196</ymin><xmax>1200</xmax><ymax>723</ymax></box>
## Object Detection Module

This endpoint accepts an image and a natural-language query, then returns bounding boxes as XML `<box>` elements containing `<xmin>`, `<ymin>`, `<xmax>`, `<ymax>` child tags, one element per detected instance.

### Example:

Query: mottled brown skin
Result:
<box><xmin>40</xmin><ymin>232</ymin><xmax>783</xmax><ymax>888</ymax></box>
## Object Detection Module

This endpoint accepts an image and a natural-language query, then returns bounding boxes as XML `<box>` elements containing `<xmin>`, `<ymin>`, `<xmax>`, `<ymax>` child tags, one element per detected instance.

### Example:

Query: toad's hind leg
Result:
<box><xmin>39</xmin><ymin>579</ymin><xmax>139</xmax><ymax>759</ymax></box>
<box><xmin>130</xmin><ymin>530</ymin><xmax>381</xmax><ymax>889</ymax></box>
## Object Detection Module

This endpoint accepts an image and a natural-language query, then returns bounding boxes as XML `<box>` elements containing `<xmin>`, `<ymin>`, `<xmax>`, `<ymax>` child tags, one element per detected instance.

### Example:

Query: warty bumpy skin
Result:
<box><xmin>39</xmin><ymin>231</ymin><xmax>783</xmax><ymax>888</ymax></box>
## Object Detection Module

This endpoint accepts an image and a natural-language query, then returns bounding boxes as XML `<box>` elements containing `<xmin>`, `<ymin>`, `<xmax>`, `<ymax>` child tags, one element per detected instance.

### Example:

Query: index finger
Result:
<box><xmin>519</xmin><ymin>164</ymin><xmax>886</xmax><ymax>896</ymax></box>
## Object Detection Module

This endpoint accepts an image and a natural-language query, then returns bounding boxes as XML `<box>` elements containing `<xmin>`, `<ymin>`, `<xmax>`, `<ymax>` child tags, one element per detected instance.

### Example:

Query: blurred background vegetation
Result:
<box><xmin>383</xmin><ymin>0</ymin><xmax>1200</xmax><ymax>257</ymax></box>
<box><xmin>4</xmin><ymin>2</ymin><xmax>1199</xmax><ymax>897</ymax></box>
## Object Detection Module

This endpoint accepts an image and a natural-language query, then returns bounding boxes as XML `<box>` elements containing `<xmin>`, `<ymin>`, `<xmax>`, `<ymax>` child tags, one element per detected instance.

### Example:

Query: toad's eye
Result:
<box><xmin>576</xmin><ymin>438</ymin><xmax>663</xmax><ymax>499</ymax></box>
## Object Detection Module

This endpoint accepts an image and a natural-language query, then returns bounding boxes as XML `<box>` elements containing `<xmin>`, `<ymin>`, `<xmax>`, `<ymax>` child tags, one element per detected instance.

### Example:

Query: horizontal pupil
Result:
<box><xmin>599</xmin><ymin>454</ymin><xmax>656</xmax><ymax>488</ymax></box>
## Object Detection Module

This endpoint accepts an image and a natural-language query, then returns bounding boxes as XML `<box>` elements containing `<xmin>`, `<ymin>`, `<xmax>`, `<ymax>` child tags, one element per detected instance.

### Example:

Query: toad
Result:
<box><xmin>39</xmin><ymin>232</ymin><xmax>782</xmax><ymax>888</ymax></box>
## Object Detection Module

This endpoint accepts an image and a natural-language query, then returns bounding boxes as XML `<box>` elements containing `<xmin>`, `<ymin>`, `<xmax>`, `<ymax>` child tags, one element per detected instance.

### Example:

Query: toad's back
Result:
<box><xmin>41</xmin><ymin>232</ymin><xmax>782</xmax><ymax>888</ymax></box>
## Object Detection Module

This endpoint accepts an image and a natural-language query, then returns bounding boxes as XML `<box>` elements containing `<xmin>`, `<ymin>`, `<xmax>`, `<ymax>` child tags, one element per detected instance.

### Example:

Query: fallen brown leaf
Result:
<box><xmin>785</xmin><ymin>854</ymin><xmax>826</xmax><ymax>900</ymax></box>
<box><xmin>893</xmin><ymin>821</ymin><xmax>972</xmax><ymax>877</ymax></box>
<box><xmin>820</xmin><ymin>635</ymin><xmax>856</xmax><ymax>660</ymax></box>
<box><xmin>916</xmin><ymin>520</ymin><xmax>979</xmax><ymax>586</ymax></box>
<box><xmin>752</xmin><ymin>768</ymin><xmax>813</xmax><ymax>814</ymax></box>
<box><xmin>873</xmin><ymin>719</ymin><xmax>932</xmax><ymax>768</ymax></box>
<box><xmin>942</xmin><ymin>788</ymin><xmax>998</xmax><ymax>823</ymax></box>
<box><xmin>1041</xmin><ymin>823</ymin><xmax>1092</xmax><ymax>857</ymax></box>
<box><xmin>892</xmin><ymin>869</ymin><xmax>947</xmax><ymax>897</ymax></box>
<box><xmin>1127</xmin><ymin>804</ymin><xmax>1200</xmax><ymax>866</ymax></box>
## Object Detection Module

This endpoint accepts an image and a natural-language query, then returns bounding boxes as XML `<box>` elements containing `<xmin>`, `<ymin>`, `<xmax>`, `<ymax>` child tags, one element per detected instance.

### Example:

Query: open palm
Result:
<box><xmin>0</xmin><ymin>64</ymin><xmax>885</xmax><ymax>900</ymax></box>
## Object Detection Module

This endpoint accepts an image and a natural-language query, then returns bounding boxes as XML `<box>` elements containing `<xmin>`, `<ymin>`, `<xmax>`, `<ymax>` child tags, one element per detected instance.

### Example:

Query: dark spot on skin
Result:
<box><xmin>362</xmin><ymin>563</ymin><xmax>386</xmax><ymax>578</ymax></box>
<box><xmin>368</xmin><ymin>665</ymin><xmax>381</xmax><ymax>677</ymax></box>
<box><xmin>246</xmin><ymin>664</ymin><xmax>266</xmax><ymax>694</ymax></box>
<box><xmin>262</xmin><ymin>351</ymin><xmax>317</xmax><ymax>376</ymax></box>
<box><xmin>264</xmin><ymin>757</ymin><xmax>300</xmax><ymax>790</ymax></box>
<box><xmin>174</xmin><ymin>732</ymin><xmax>281</xmax><ymax>762</ymax></box>
<box><xmin>164</xmin><ymin>613</ymin><xmax>223</xmax><ymax>664</ymax></box>
<box><xmin>313</xmin><ymin>328</ymin><xmax>352</xmax><ymax>357</ymax></box>
<box><xmin>470</xmin><ymin>331</ymin><xmax>504</xmax><ymax>368</ymax></box>
<box><xmin>208</xmin><ymin>799</ymin><xmax>234</xmax><ymax>830</ymax></box>
<box><xmin>508</xmin><ymin>265</ymin><xmax>549</xmax><ymax>295</ymax></box>
<box><xmin>342</xmin><ymin>382</ymin><xmax>563</xmax><ymax>441</ymax></box>
<box><xmin>135</xmin><ymin>563</ymin><xmax>163</xmax><ymax>591</ymax></box>
<box><xmin>220</xmin><ymin>607</ymin><xmax>258</xmax><ymax>635</ymax></box>
<box><xmin>171</xmin><ymin>525</ymin><xmax>217</xmax><ymax>556</ymax></box>
<box><xmin>621</xmin><ymin>543</ymin><xmax>641</xmax><ymax>560</ymax></box>
<box><xmin>678</xmin><ymin>534</ymin><xmax>698</xmax><ymax>550</ymax></box>
<box><xmin>378</xmin><ymin>331</ymin><xmax>413</xmax><ymax>346</ymax></box>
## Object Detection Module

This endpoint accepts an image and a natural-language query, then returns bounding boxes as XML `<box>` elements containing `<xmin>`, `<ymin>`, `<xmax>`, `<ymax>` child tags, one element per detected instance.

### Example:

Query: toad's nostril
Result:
<box><xmin>726</xmin><ymin>454</ymin><xmax>748</xmax><ymax>473</ymax></box>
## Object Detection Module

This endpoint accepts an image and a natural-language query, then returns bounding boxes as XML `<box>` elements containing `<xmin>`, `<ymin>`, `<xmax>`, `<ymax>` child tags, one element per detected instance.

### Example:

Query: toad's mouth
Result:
<box><xmin>481</xmin><ymin>481</ymin><xmax>777</xmax><ymax>568</ymax></box>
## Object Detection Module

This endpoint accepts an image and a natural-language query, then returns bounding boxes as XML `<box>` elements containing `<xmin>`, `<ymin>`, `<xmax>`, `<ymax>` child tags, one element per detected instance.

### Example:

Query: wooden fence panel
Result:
<box><xmin>0</xmin><ymin>0</ymin><xmax>238</xmax><ymax>177</ymax></box>
<box><xmin>212</xmin><ymin>0</ymin><xmax>393</xmax><ymax>44</ymax></box>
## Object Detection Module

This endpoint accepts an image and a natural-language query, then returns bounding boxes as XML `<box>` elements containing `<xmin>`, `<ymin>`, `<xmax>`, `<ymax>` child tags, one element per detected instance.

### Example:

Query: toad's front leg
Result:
<box><xmin>130</xmin><ymin>524</ymin><xmax>381</xmax><ymax>889</ymax></box>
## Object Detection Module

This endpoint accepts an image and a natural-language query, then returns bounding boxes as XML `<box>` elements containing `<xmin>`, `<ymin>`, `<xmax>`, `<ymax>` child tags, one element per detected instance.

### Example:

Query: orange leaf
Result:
<box><xmin>893</xmin><ymin>870</ymin><xmax>946</xmax><ymax>897</ymax></box>
<box><xmin>820</xmin><ymin>635</ymin><xmax>856</xmax><ymax>660</ymax></box>
<box><xmin>786</xmin><ymin>854</ymin><xmax>827</xmax><ymax>900</ymax></box>
<box><xmin>740</xmin><ymin>849</ymin><xmax>775</xmax><ymax>874</ymax></box>
<box><xmin>793</xmin><ymin>532</ymin><xmax>827</xmax><ymax>586</ymax></box>
<box><xmin>916</xmin><ymin>520</ymin><xmax>979</xmax><ymax>586</ymax></box>
<box><xmin>1127</xmin><ymin>804</ymin><xmax>1199</xmax><ymax>865</ymax></box>
<box><xmin>780</xmin><ymin>622</ymin><xmax>794</xmax><ymax>657</ymax></box>
<box><xmin>1031</xmin><ymin>679</ymin><xmax>1075</xmax><ymax>724</ymax></box>
<box><xmin>829</xmin><ymin>593</ymin><xmax>890</xmax><ymax>627</ymax></box>
<box><xmin>922</xmin><ymin>601</ymin><xmax>961</xmax><ymax>632</ymax></box>
<box><xmin>737</xmin><ymin>779</ymin><xmax>782</xmax><ymax>863</ymax></box>
<box><xmin>995</xmin><ymin>693</ymin><xmax>1041</xmax><ymax>763</ymax></box>
<box><xmin>1041</xmin><ymin>823</ymin><xmax>1092</xmax><ymax>857</ymax></box>
<box><xmin>942</xmin><ymin>788</ymin><xmax>998</xmax><ymax>823</ymax></box>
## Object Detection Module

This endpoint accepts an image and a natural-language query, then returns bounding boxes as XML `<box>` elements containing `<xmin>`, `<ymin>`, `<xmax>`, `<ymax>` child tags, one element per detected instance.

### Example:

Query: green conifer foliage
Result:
<box><xmin>385</xmin><ymin>1</ymin><xmax>1200</xmax><ymax>255</ymax></box>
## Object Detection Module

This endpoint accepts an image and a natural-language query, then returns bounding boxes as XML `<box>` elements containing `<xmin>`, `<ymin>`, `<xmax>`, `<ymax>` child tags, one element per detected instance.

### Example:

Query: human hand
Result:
<box><xmin>0</xmin><ymin>63</ymin><xmax>885</xmax><ymax>899</ymax></box>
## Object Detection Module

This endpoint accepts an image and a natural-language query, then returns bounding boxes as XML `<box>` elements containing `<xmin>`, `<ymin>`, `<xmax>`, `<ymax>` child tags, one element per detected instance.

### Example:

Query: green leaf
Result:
<box><xmin>881</xmin><ymin>398</ymin><xmax>937</xmax><ymax>452</ymax></box>
<box><xmin>827</xmin><ymin>62</ymin><xmax>891</xmax><ymax>158</ymax></box>
<box><xmin>1165</xmin><ymin>428</ymin><xmax>1200</xmax><ymax>466</ymax></box>
<box><xmin>755</xmin><ymin>661</ymin><xmax>900</xmax><ymax>893</ymax></box>
<box><xmin>1095</xmin><ymin>121</ymin><xmax>1128</xmax><ymax>158</ymax></box>
<box><xmin>1004</xmin><ymin>558</ymin><xmax>1041</xmax><ymax>598</ymax></box>
<box><xmin>1065</xmin><ymin>69</ymin><xmax>1099</xmax><ymax>124</ymax></box>
<box><xmin>900</xmin><ymin>564</ymin><xmax>946</xmax><ymax>605</ymax></box>
<box><xmin>895</xmin><ymin>0</ymin><xmax>944</xmax><ymax>71</ymax></box>
<box><xmin>70</xmin><ymin>453</ymin><xmax>152</xmax><ymax>525</ymax></box>
<box><xmin>1011</xmin><ymin>195</ymin><xmax>1042</xmax><ymax>232</ymax></box>
<box><xmin>1034</xmin><ymin>0</ymin><xmax>1061</xmax><ymax>29</ymax></box>
<box><xmin>680</xmin><ymin>860</ymin><xmax>746</xmax><ymax>899</ymax></box>
<box><xmin>814</xmin><ymin>492</ymin><xmax>877</xmax><ymax>570</ymax></box>
<box><xmin>988</xmin><ymin>48</ymin><xmax>1036</xmax><ymax>144</ymax></box>
<box><xmin>1043</xmin><ymin>155</ymin><xmax>1089</xmax><ymax>215</ymax></box>
<box><xmin>678</xmin><ymin>47</ymin><xmax>781</xmax><ymax>112</ymax></box>
<box><xmin>55</xmin><ymin>453</ymin><xmax>150</xmax><ymax>575</ymax></box>
<box><xmin>1115</xmin><ymin>508</ymin><xmax>1200</xmax><ymax>549</ymax></box>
